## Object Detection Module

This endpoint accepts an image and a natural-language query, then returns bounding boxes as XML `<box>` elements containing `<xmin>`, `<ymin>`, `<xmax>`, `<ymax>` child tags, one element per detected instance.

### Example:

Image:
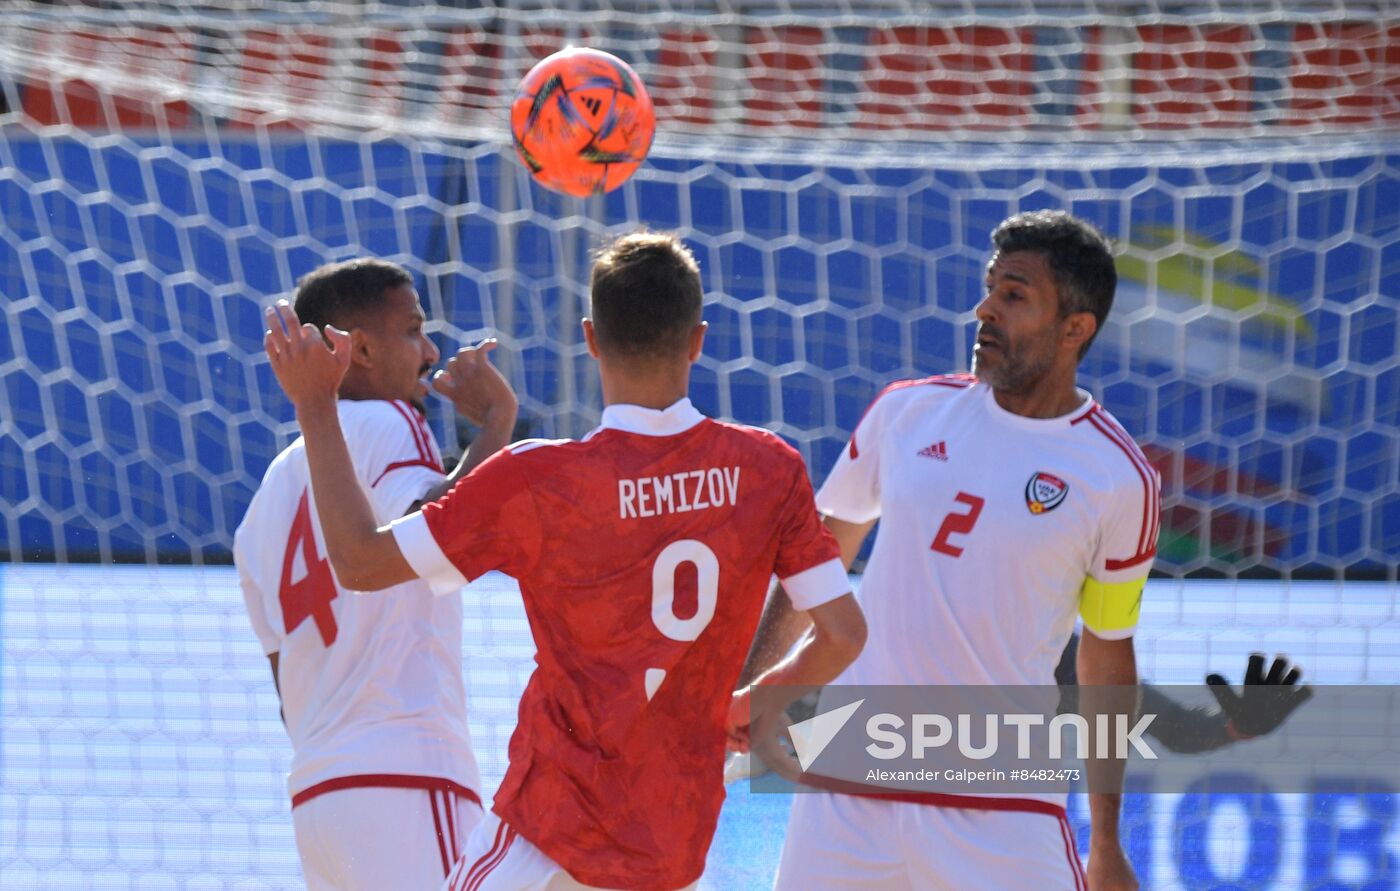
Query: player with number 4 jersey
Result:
<box><xmin>261</xmin><ymin>232</ymin><xmax>866</xmax><ymax>891</ymax></box>
<box><xmin>236</xmin><ymin>259</ymin><xmax>518</xmax><ymax>890</ymax></box>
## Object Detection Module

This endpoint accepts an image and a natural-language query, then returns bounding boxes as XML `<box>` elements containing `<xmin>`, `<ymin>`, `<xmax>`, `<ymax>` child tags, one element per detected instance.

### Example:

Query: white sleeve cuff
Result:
<box><xmin>781</xmin><ymin>557</ymin><xmax>851</xmax><ymax>611</ymax></box>
<box><xmin>389</xmin><ymin>512</ymin><xmax>468</xmax><ymax>597</ymax></box>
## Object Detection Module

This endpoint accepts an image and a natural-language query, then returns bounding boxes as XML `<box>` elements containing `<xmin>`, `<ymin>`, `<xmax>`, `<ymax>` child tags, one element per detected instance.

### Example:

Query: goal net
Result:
<box><xmin>0</xmin><ymin>1</ymin><xmax>1396</xmax><ymax>888</ymax></box>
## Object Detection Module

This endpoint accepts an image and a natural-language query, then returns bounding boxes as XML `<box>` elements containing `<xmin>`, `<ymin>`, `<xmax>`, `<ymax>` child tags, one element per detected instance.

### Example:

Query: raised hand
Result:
<box><xmin>1206</xmin><ymin>653</ymin><xmax>1313</xmax><ymax>740</ymax></box>
<box><xmin>263</xmin><ymin>300</ymin><xmax>352</xmax><ymax>410</ymax></box>
<box><xmin>432</xmin><ymin>339</ymin><xmax>518</xmax><ymax>431</ymax></box>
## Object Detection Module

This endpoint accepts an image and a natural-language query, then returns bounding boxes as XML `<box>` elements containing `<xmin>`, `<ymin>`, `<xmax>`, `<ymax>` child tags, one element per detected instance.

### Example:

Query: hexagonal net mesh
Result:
<box><xmin>1</xmin><ymin>1</ymin><xmax>1395</xmax><ymax>575</ymax></box>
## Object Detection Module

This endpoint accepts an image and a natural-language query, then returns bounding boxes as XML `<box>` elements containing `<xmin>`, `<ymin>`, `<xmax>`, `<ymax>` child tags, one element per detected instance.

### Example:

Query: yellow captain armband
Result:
<box><xmin>1079</xmin><ymin>575</ymin><xmax>1146</xmax><ymax>638</ymax></box>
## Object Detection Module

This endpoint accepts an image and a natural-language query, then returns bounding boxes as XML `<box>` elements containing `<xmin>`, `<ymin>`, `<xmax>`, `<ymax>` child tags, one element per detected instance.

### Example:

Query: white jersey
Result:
<box><xmin>234</xmin><ymin>399</ymin><xmax>481</xmax><ymax>804</ymax></box>
<box><xmin>818</xmin><ymin>375</ymin><xmax>1160</xmax><ymax>689</ymax></box>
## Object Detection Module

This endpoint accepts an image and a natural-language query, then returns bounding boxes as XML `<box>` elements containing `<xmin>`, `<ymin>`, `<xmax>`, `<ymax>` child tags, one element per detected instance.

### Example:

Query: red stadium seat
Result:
<box><xmin>231</xmin><ymin>28</ymin><xmax>334</xmax><ymax>129</ymax></box>
<box><xmin>744</xmin><ymin>26</ymin><xmax>825</xmax><ymax>129</ymax></box>
<box><xmin>362</xmin><ymin>33</ymin><xmax>406</xmax><ymax>121</ymax></box>
<box><xmin>1131</xmin><ymin>25</ymin><xmax>1253</xmax><ymax>130</ymax></box>
<box><xmin>860</xmin><ymin>27</ymin><xmax>1035</xmax><ymax>131</ymax></box>
<box><xmin>22</xmin><ymin>28</ymin><xmax>193</xmax><ymax>130</ymax></box>
<box><xmin>434</xmin><ymin>28</ymin><xmax>505</xmax><ymax>126</ymax></box>
<box><xmin>650</xmin><ymin>29</ymin><xmax>716</xmax><ymax>128</ymax></box>
<box><xmin>1287</xmin><ymin>22</ymin><xmax>1400</xmax><ymax>127</ymax></box>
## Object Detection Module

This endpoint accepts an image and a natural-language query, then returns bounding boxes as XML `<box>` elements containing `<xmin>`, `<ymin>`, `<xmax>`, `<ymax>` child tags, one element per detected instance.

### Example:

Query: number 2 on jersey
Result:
<box><xmin>279</xmin><ymin>489</ymin><xmax>339</xmax><ymax>645</ymax></box>
<box><xmin>646</xmin><ymin>539</ymin><xmax>719</xmax><ymax>700</ymax></box>
<box><xmin>930</xmin><ymin>491</ymin><xmax>985</xmax><ymax>558</ymax></box>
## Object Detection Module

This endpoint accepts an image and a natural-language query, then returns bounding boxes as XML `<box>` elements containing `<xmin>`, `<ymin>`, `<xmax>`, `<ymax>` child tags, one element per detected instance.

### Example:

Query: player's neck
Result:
<box><xmin>989</xmin><ymin>374</ymin><xmax>1085</xmax><ymax>420</ymax></box>
<box><xmin>597</xmin><ymin>359</ymin><xmax>691</xmax><ymax>412</ymax></box>
<box><xmin>336</xmin><ymin>369</ymin><xmax>386</xmax><ymax>404</ymax></box>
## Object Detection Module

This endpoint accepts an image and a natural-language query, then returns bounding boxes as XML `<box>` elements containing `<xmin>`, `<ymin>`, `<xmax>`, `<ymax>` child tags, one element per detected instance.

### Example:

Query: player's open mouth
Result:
<box><xmin>975</xmin><ymin>327</ymin><xmax>1005</xmax><ymax>353</ymax></box>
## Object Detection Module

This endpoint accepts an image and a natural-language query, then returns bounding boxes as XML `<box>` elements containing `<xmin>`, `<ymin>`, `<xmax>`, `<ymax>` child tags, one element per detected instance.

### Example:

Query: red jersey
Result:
<box><xmin>390</xmin><ymin>399</ymin><xmax>848</xmax><ymax>890</ymax></box>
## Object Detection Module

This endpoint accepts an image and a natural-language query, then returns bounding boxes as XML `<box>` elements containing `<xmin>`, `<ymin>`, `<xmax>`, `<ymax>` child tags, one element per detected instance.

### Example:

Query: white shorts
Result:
<box><xmin>774</xmin><ymin>792</ymin><xmax>1086</xmax><ymax>891</ymax></box>
<box><xmin>292</xmin><ymin>780</ymin><xmax>483</xmax><ymax>890</ymax></box>
<box><xmin>442</xmin><ymin>812</ymin><xmax>700</xmax><ymax>891</ymax></box>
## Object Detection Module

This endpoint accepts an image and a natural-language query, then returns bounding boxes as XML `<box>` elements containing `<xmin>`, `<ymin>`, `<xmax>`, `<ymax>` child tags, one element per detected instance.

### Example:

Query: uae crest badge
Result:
<box><xmin>1025</xmin><ymin>472</ymin><xmax>1068</xmax><ymax>515</ymax></box>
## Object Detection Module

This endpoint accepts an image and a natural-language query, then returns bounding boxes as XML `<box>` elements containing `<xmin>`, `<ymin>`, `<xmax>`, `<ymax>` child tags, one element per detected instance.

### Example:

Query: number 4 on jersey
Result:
<box><xmin>279</xmin><ymin>489</ymin><xmax>339</xmax><ymax>645</ymax></box>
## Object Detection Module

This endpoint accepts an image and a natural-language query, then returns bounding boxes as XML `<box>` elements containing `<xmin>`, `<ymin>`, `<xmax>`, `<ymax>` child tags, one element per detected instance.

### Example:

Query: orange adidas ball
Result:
<box><xmin>509</xmin><ymin>47</ymin><xmax>656</xmax><ymax>197</ymax></box>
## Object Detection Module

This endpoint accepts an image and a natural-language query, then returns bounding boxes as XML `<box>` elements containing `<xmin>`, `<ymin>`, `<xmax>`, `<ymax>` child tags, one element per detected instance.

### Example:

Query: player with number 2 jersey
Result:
<box><xmin>773</xmin><ymin>212</ymin><xmax>1155</xmax><ymax>891</ymax></box>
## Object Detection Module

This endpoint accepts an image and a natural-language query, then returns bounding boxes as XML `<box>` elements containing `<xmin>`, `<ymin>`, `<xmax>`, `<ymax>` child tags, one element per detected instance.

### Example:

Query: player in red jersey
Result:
<box><xmin>262</xmin><ymin>231</ymin><xmax>867</xmax><ymax>891</ymax></box>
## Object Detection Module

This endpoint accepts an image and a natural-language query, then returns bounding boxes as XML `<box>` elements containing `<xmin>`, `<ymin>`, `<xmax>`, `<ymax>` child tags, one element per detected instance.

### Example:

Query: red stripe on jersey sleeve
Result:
<box><xmin>1094</xmin><ymin>409</ymin><xmax>1162</xmax><ymax>555</ymax></box>
<box><xmin>1083</xmin><ymin>408</ymin><xmax>1160</xmax><ymax>569</ymax></box>
<box><xmin>1104</xmin><ymin>549</ymin><xmax>1157</xmax><ymax>572</ymax></box>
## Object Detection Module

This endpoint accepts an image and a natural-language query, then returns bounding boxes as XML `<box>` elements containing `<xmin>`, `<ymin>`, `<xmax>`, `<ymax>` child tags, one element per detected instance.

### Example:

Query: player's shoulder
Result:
<box><xmin>858</xmin><ymin>373</ymin><xmax>979</xmax><ymax>425</ymax></box>
<box><xmin>1070</xmin><ymin>402</ymin><xmax>1159</xmax><ymax>486</ymax></box>
<box><xmin>251</xmin><ymin>434</ymin><xmax>307</xmax><ymax>492</ymax></box>
<box><xmin>705</xmin><ymin>418</ymin><xmax>804</xmax><ymax>462</ymax></box>
<box><xmin>874</xmin><ymin>373</ymin><xmax>978</xmax><ymax>407</ymax></box>
<box><xmin>505</xmin><ymin>436</ymin><xmax>577</xmax><ymax>457</ymax></box>
<box><xmin>336</xmin><ymin>398</ymin><xmax>438</xmax><ymax>456</ymax></box>
<box><xmin>481</xmin><ymin>436</ymin><xmax>586</xmax><ymax>472</ymax></box>
<box><xmin>238</xmin><ymin>439</ymin><xmax>306</xmax><ymax>538</ymax></box>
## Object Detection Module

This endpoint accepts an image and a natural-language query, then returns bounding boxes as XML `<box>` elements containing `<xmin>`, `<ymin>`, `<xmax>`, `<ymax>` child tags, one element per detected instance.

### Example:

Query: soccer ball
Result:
<box><xmin>509</xmin><ymin>47</ymin><xmax>656</xmax><ymax>198</ymax></box>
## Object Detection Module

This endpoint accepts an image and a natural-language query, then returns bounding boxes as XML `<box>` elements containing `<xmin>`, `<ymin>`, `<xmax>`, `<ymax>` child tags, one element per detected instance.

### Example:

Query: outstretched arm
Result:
<box><xmin>1136</xmin><ymin>684</ymin><xmax>1230</xmax><ymax>754</ymax></box>
<box><xmin>264</xmin><ymin>301</ymin><xmax>417</xmax><ymax>590</ymax></box>
<box><xmin>1137</xmin><ymin>653</ymin><xmax>1311</xmax><ymax>754</ymax></box>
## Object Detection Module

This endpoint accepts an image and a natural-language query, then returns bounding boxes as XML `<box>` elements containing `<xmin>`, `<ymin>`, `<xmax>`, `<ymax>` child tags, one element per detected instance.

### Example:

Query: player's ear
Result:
<box><xmin>1062</xmin><ymin>311</ymin><xmax>1096</xmax><ymax>357</ymax></box>
<box><xmin>581</xmin><ymin>318</ymin><xmax>601</xmax><ymax>359</ymax></box>
<box><xmin>687</xmin><ymin>321</ymin><xmax>707</xmax><ymax>363</ymax></box>
<box><xmin>347</xmin><ymin>327</ymin><xmax>375</xmax><ymax>368</ymax></box>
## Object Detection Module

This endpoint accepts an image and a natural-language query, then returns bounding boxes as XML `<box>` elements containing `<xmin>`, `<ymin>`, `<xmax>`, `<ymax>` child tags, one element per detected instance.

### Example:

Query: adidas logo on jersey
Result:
<box><xmin>917</xmin><ymin>441</ymin><xmax>948</xmax><ymax>461</ymax></box>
